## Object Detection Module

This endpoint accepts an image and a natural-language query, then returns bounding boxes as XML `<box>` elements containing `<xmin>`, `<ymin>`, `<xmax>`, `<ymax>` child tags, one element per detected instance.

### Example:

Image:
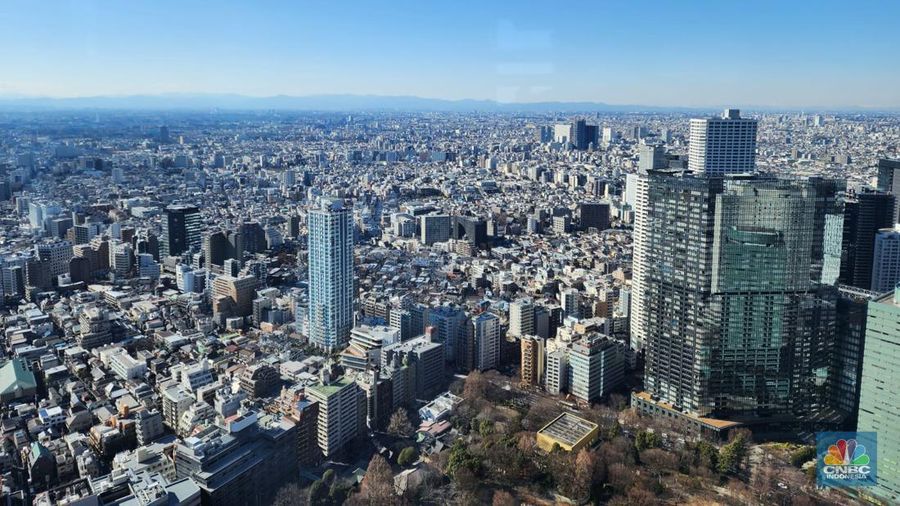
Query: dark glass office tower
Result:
<box><xmin>876</xmin><ymin>158</ymin><xmax>900</xmax><ymax>222</ymax></box>
<box><xmin>160</xmin><ymin>205</ymin><xmax>201</xmax><ymax>258</ymax></box>
<box><xmin>839</xmin><ymin>191</ymin><xmax>895</xmax><ymax>290</ymax></box>
<box><xmin>639</xmin><ymin>171</ymin><xmax>845</xmax><ymax>427</ymax></box>
<box><xmin>642</xmin><ymin>173</ymin><xmax>722</xmax><ymax>415</ymax></box>
<box><xmin>832</xmin><ymin>286</ymin><xmax>878</xmax><ymax>430</ymax></box>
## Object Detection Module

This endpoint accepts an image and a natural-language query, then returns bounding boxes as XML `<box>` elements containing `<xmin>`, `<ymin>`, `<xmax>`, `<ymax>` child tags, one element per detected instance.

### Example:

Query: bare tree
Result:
<box><xmin>272</xmin><ymin>482</ymin><xmax>308</xmax><ymax>506</ymax></box>
<box><xmin>640</xmin><ymin>448</ymin><xmax>679</xmax><ymax>474</ymax></box>
<box><xmin>354</xmin><ymin>454</ymin><xmax>396</xmax><ymax>505</ymax></box>
<box><xmin>387</xmin><ymin>408</ymin><xmax>414</xmax><ymax>437</ymax></box>
<box><xmin>521</xmin><ymin>397</ymin><xmax>557</xmax><ymax>431</ymax></box>
<box><xmin>570</xmin><ymin>448</ymin><xmax>599</xmax><ymax>501</ymax></box>
<box><xmin>608</xmin><ymin>486</ymin><xmax>660</xmax><ymax>506</ymax></box>
<box><xmin>607</xmin><ymin>462</ymin><xmax>635</xmax><ymax>495</ymax></box>
<box><xmin>463</xmin><ymin>370</ymin><xmax>488</xmax><ymax>399</ymax></box>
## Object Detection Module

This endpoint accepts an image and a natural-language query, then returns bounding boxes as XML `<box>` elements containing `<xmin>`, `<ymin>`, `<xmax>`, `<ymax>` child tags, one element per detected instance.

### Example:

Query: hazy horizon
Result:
<box><xmin>2</xmin><ymin>1</ymin><xmax>899</xmax><ymax>108</ymax></box>
<box><xmin>1</xmin><ymin>92</ymin><xmax>898</xmax><ymax>113</ymax></box>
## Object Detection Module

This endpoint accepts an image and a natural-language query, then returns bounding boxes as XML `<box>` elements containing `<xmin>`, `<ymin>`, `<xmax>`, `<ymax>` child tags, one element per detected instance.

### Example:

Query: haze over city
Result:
<box><xmin>2</xmin><ymin>0</ymin><xmax>900</xmax><ymax>108</ymax></box>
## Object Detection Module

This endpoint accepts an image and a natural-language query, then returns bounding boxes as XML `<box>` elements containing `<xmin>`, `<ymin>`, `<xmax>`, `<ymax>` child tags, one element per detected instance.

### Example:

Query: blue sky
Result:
<box><xmin>1</xmin><ymin>0</ymin><xmax>898</xmax><ymax>107</ymax></box>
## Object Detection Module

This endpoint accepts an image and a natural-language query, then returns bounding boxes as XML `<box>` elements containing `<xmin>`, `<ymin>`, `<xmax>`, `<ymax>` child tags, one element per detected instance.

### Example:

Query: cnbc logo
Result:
<box><xmin>817</xmin><ymin>432</ymin><xmax>877</xmax><ymax>488</ymax></box>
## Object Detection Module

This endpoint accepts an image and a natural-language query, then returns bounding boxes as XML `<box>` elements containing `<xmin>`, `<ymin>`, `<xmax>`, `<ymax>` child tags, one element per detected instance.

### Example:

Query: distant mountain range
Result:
<box><xmin>0</xmin><ymin>93</ymin><xmax>893</xmax><ymax>113</ymax></box>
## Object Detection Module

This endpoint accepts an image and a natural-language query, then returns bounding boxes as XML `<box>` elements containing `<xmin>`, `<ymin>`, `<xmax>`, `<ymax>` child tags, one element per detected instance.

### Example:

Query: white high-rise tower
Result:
<box><xmin>688</xmin><ymin>109</ymin><xmax>757</xmax><ymax>175</ymax></box>
<box><xmin>308</xmin><ymin>198</ymin><xmax>354</xmax><ymax>350</ymax></box>
<box><xmin>629</xmin><ymin>173</ymin><xmax>650</xmax><ymax>351</ymax></box>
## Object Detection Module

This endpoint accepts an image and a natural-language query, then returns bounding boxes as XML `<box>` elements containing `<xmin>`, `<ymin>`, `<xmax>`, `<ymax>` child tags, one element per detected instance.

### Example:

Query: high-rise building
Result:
<box><xmin>535</xmin><ymin>125</ymin><xmax>553</xmax><ymax>143</ymax></box>
<box><xmin>578</xmin><ymin>201</ymin><xmax>610</xmax><ymax>231</ymax></box>
<box><xmin>420</xmin><ymin>214</ymin><xmax>452</xmax><ymax>245</ymax></box>
<box><xmin>508</xmin><ymin>298</ymin><xmax>534</xmax><ymax>338</ymax></box>
<box><xmin>840</xmin><ymin>191</ymin><xmax>895</xmax><ymax>290</ymax></box>
<box><xmin>570</xmin><ymin>119</ymin><xmax>598</xmax><ymax>150</ymax></box>
<box><xmin>871</xmin><ymin>226</ymin><xmax>900</xmax><ymax>293</ymax></box>
<box><xmin>357</xmin><ymin>369</ymin><xmax>393</xmax><ymax>431</ymax></box>
<box><xmin>832</xmin><ymin>286</ymin><xmax>879</xmax><ymax>430</ymax></box>
<box><xmin>240</xmin><ymin>221</ymin><xmax>267</xmax><ymax>254</ymax></box>
<box><xmin>308</xmin><ymin>198</ymin><xmax>354</xmax><ymax>351</ymax></box>
<box><xmin>568</xmin><ymin>337</ymin><xmax>625</xmax><ymax>403</ymax></box>
<box><xmin>876</xmin><ymin>158</ymin><xmax>900</xmax><ymax>222</ymax></box>
<box><xmin>134</xmin><ymin>410</ymin><xmax>164</xmax><ymax>446</ymax></box>
<box><xmin>635</xmin><ymin>172</ymin><xmax>844</xmax><ymax>429</ymax></box>
<box><xmin>688</xmin><ymin>109</ymin><xmax>758</xmax><ymax>175</ymax></box>
<box><xmin>553</xmin><ymin>124</ymin><xmax>572</xmax><ymax>145</ymax></box>
<box><xmin>552</xmin><ymin>215</ymin><xmax>569</xmax><ymax>235</ymax></box>
<box><xmin>340</xmin><ymin>324</ymin><xmax>400</xmax><ymax>371</ymax></box>
<box><xmin>561</xmin><ymin>288</ymin><xmax>579</xmax><ymax>319</ymax></box>
<box><xmin>203</xmin><ymin>230</ymin><xmax>230</xmax><ymax>268</ymax></box>
<box><xmin>472</xmin><ymin>312</ymin><xmax>500</xmax><ymax>371</ymax></box>
<box><xmin>307</xmin><ymin>377</ymin><xmax>364</xmax><ymax>458</ymax></box>
<box><xmin>629</xmin><ymin>172</ymin><xmax>651</xmax><ymax>351</ymax></box>
<box><xmin>856</xmin><ymin>289</ymin><xmax>900</xmax><ymax>503</ymax></box>
<box><xmin>160</xmin><ymin>205</ymin><xmax>202</xmax><ymax>258</ymax></box>
<box><xmin>34</xmin><ymin>240</ymin><xmax>73</xmax><ymax>281</ymax></box>
<box><xmin>534</xmin><ymin>305</ymin><xmax>552</xmax><ymax>339</ymax></box>
<box><xmin>2</xmin><ymin>260</ymin><xmax>26</xmax><ymax>298</ymax></box>
<box><xmin>427</xmin><ymin>306</ymin><xmax>467</xmax><ymax>362</ymax></box>
<box><xmin>520</xmin><ymin>335</ymin><xmax>545</xmax><ymax>386</ymax></box>
<box><xmin>451</xmin><ymin>216</ymin><xmax>489</xmax><ymax>249</ymax></box>
<box><xmin>136</xmin><ymin>253</ymin><xmax>159</xmax><ymax>280</ymax></box>
<box><xmin>381</xmin><ymin>336</ymin><xmax>445</xmax><ymax>401</ymax></box>
<box><xmin>48</xmin><ymin>217</ymin><xmax>72</xmax><ymax>239</ymax></box>
<box><xmin>211</xmin><ymin>274</ymin><xmax>258</xmax><ymax>318</ymax></box>
<box><xmin>639</xmin><ymin>144</ymin><xmax>668</xmax><ymax>172</ymax></box>
<box><xmin>108</xmin><ymin>240</ymin><xmax>133</xmax><ymax>278</ymax></box>
<box><xmin>571</xmin><ymin>119</ymin><xmax>588</xmax><ymax>150</ymax></box>
<box><xmin>78</xmin><ymin>307</ymin><xmax>112</xmax><ymax>349</ymax></box>
<box><xmin>545</xmin><ymin>348</ymin><xmax>568</xmax><ymax>395</ymax></box>
<box><xmin>388</xmin><ymin>308</ymin><xmax>414</xmax><ymax>341</ymax></box>
<box><xmin>282</xmin><ymin>392</ymin><xmax>321</xmax><ymax>468</ymax></box>
<box><xmin>172</xmin><ymin>413</ymin><xmax>297</xmax><ymax>506</ymax></box>
<box><xmin>602</xmin><ymin>127</ymin><xmax>616</xmax><ymax>145</ymax></box>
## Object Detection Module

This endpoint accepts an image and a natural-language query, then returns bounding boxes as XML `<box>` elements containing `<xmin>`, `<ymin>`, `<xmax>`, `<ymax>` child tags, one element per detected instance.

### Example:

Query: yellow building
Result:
<box><xmin>536</xmin><ymin>412</ymin><xmax>599</xmax><ymax>452</ymax></box>
<box><xmin>520</xmin><ymin>335</ymin><xmax>545</xmax><ymax>386</ymax></box>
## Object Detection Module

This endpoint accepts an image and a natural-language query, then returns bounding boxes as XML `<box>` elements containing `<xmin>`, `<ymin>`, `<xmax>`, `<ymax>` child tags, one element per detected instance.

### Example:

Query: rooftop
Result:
<box><xmin>307</xmin><ymin>376</ymin><xmax>353</xmax><ymax>398</ymax></box>
<box><xmin>537</xmin><ymin>412</ymin><xmax>598</xmax><ymax>448</ymax></box>
<box><xmin>632</xmin><ymin>391</ymin><xmax>742</xmax><ymax>430</ymax></box>
<box><xmin>0</xmin><ymin>358</ymin><xmax>37</xmax><ymax>397</ymax></box>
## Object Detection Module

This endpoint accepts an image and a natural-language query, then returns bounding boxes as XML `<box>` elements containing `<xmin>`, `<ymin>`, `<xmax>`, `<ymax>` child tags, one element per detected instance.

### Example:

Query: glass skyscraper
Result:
<box><xmin>308</xmin><ymin>198</ymin><xmax>354</xmax><ymax>351</ymax></box>
<box><xmin>857</xmin><ymin>290</ymin><xmax>900</xmax><ymax>504</ymax></box>
<box><xmin>638</xmin><ymin>171</ymin><xmax>845</xmax><ymax>428</ymax></box>
<box><xmin>839</xmin><ymin>191</ymin><xmax>895</xmax><ymax>290</ymax></box>
<box><xmin>160</xmin><ymin>204</ymin><xmax>202</xmax><ymax>258</ymax></box>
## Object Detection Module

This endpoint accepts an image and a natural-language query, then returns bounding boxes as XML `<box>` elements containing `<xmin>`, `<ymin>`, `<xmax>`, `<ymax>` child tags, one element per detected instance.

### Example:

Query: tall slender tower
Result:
<box><xmin>308</xmin><ymin>198</ymin><xmax>354</xmax><ymax>350</ymax></box>
<box><xmin>629</xmin><ymin>172</ymin><xmax>650</xmax><ymax>350</ymax></box>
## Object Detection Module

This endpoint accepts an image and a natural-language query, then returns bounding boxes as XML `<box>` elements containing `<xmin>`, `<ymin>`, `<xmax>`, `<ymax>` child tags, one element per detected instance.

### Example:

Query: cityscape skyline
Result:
<box><xmin>3</xmin><ymin>2</ymin><xmax>900</xmax><ymax>504</ymax></box>
<box><xmin>2</xmin><ymin>1</ymin><xmax>900</xmax><ymax>108</ymax></box>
